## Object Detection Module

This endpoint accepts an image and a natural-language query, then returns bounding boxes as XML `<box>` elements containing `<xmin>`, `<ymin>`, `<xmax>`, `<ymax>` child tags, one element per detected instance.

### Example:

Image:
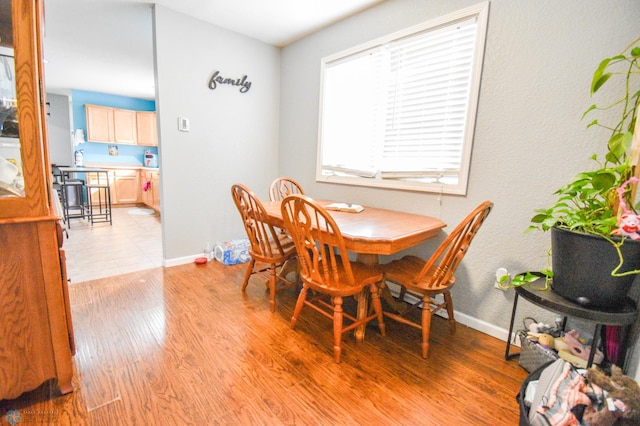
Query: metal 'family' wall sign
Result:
<box><xmin>208</xmin><ymin>70</ymin><xmax>252</xmax><ymax>93</ymax></box>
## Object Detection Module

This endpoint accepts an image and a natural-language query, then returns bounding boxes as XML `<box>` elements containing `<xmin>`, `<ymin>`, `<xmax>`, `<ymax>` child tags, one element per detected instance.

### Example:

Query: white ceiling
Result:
<box><xmin>43</xmin><ymin>0</ymin><xmax>382</xmax><ymax>99</ymax></box>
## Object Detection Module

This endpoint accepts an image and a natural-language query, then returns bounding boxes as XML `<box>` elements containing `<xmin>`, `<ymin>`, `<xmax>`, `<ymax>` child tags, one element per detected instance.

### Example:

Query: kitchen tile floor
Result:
<box><xmin>63</xmin><ymin>206</ymin><xmax>163</xmax><ymax>283</ymax></box>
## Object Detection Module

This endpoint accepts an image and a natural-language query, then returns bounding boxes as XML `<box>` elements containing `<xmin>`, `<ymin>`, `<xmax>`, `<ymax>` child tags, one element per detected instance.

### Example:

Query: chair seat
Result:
<box><xmin>231</xmin><ymin>183</ymin><xmax>301</xmax><ymax>313</ymax></box>
<box><xmin>383</xmin><ymin>255</ymin><xmax>455</xmax><ymax>294</ymax></box>
<box><xmin>303</xmin><ymin>257</ymin><xmax>383</xmax><ymax>297</ymax></box>
<box><xmin>251</xmin><ymin>232</ymin><xmax>296</xmax><ymax>264</ymax></box>
<box><xmin>281</xmin><ymin>194</ymin><xmax>386</xmax><ymax>363</ymax></box>
<box><xmin>380</xmin><ymin>201</ymin><xmax>493</xmax><ymax>359</ymax></box>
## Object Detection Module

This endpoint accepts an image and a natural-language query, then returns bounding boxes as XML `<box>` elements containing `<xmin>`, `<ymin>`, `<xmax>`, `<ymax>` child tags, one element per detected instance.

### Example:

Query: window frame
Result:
<box><xmin>315</xmin><ymin>2</ymin><xmax>490</xmax><ymax>195</ymax></box>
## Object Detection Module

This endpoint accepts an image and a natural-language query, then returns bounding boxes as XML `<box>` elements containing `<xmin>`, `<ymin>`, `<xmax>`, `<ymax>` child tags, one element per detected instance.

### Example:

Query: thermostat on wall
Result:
<box><xmin>178</xmin><ymin>117</ymin><xmax>190</xmax><ymax>132</ymax></box>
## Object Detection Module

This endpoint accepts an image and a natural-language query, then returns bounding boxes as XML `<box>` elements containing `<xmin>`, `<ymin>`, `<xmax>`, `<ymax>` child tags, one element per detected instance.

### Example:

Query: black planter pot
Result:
<box><xmin>551</xmin><ymin>227</ymin><xmax>640</xmax><ymax>309</ymax></box>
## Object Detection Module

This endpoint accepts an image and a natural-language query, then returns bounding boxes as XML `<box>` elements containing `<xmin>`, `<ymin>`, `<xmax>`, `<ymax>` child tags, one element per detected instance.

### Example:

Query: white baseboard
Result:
<box><xmin>385</xmin><ymin>281</ymin><xmax>518</xmax><ymax>346</ymax></box>
<box><xmin>164</xmin><ymin>254</ymin><xmax>204</xmax><ymax>268</ymax></box>
<box><xmin>452</xmin><ymin>309</ymin><xmax>516</xmax><ymax>345</ymax></box>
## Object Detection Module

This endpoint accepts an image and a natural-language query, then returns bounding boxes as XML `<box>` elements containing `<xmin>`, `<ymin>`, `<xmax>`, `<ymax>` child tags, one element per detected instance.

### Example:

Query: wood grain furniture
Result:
<box><xmin>281</xmin><ymin>194</ymin><xmax>386</xmax><ymax>362</ymax></box>
<box><xmin>0</xmin><ymin>0</ymin><xmax>75</xmax><ymax>400</ymax></box>
<box><xmin>136</xmin><ymin>111</ymin><xmax>158</xmax><ymax>146</ymax></box>
<box><xmin>382</xmin><ymin>201</ymin><xmax>493</xmax><ymax>358</ymax></box>
<box><xmin>231</xmin><ymin>184</ymin><xmax>299</xmax><ymax>312</ymax></box>
<box><xmin>140</xmin><ymin>168</ymin><xmax>160</xmax><ymax>211</ymax></box>
<box><xmin>505</xmin><ymin>274</ymin><xmax>638</xmax><ymax>371</ymax></box>
<box><xmin>85</xmin><ymin>104</ymin><xmax>157</xmax><ymax>146</ymax></box>
<box><xmin>269</xmin><ymin>176</ymin><xmax>304</xmax><ymax>201</ymax></box>
<box><xmin>263</xmin><ymin>198</ymin><xmax>446</xmax><ymax>340</ymax></box>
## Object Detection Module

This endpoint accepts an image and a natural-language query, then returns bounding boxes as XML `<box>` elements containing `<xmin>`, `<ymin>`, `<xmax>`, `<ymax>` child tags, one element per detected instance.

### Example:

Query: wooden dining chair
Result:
<box><xmin>269</xmin><ymin>177</ymin><xmax>304</xmax><ymax>201</ymax></box>
<box><xmin>381</xmin><ymin>201</ymin><xmax>493</xmax><ymax>359</ymax></box>
<box><xmin>281</xmin><ymin>194</ymin><xmax>386</xmax><ymax>363</ymax></box>
<box><xmin>231</xmin><ymin>184</ymin><xmax>299</xmax><ymax>312</ymax></box>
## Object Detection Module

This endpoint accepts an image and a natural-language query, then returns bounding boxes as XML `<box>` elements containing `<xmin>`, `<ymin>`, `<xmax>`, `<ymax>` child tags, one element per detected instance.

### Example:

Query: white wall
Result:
<box><xmin>279</xmin><ymin>0</ymin><xmax>640</xmax><ymax>374</ymax></box>
<box><xmin>153</xmin><ymin>6</ymin><xmax>281</xmax><ymax>261</ymax></box>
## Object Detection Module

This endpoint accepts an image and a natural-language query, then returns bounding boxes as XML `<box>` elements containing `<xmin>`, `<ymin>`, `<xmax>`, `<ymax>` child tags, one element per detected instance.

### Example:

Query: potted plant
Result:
<box><xmin>505</xmin><ymin>37</ymin><xmax>640</xmax><ymax>308</ymax></box>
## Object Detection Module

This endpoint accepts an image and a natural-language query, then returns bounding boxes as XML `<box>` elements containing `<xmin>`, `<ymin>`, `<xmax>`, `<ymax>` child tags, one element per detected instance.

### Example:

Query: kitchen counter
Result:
<box><xmin>83</xmin><ymin>162</ymin><xmax>159</xmax><ymax>171</ymax></box>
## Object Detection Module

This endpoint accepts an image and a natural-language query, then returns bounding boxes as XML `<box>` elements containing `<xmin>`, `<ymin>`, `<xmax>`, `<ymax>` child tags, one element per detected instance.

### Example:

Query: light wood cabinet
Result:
<box><xmin>86</xmin><ymin>168</ymin><xmax>140</xmax><ymax>205</ymax></box>
<box><xmin>151</xmin><ymin>171</ymin><xmax>160</xmax><ymax>211</ymax></box>
<box><xmin>141</xmin><ymin>171</ymin><xmax>152</xmax><ymax>207</ymax></box>
<box><xmin>85</xmin><ymin>104</ymin><xmax>113</xmax><ymax>143</ymax></box>
<box><xmin>85</xmin><ymin>105</ymin><xmax>137</xmax><ymax>144</ymax></box>
<box><xmin>113</xmin><ymin>109</ymin><xmax>137</xmax><ymax>144</ymax></box>
<box><xmin>85</xmin><ymin>105</ymin><xmax>157</xmax><ymax>146</ymax></box>
<box><xmin>136</xmin><ymin>111</ymin><xmax>158</xmax><ymax>146</ymax></box>
<box><xmin>140</xmin><ymin>169</ymin><xmax>160</xmax><ymax>212</ymax></box>
<box><xmin>0</xmin><ymin>0</ymin><xmax>75</xmax><ymax>400</ymax></box>
<box><xmin>112</xmin><ymin>169</ymin><xmax>140</xmax><ymax>203</ymax></box>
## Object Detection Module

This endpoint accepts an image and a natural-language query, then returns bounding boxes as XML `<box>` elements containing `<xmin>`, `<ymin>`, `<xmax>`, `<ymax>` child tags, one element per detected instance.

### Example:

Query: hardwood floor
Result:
<box><xmin>0</xmin><ymin>260</ymin><xmax>528</xmax><ymax>425</ymax></box>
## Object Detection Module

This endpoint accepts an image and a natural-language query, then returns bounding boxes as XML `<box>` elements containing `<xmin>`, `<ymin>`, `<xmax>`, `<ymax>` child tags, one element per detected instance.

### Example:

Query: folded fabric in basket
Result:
<box><xmin>213</xmin><ymin>239</ymin><xmax>251</xmax><ymax>265</ymax></box>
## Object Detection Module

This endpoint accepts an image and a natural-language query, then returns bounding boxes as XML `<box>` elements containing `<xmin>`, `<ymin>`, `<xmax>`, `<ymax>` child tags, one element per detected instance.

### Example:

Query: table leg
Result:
<box><xmin>278</xmin><ymin>257</ymin><xmax>299</xmax><ymax>282</ymax></box>
<box><xmin>355</xmin><ymin>253</ymin><xmax>378</xmax><ymax>341</ymax></box>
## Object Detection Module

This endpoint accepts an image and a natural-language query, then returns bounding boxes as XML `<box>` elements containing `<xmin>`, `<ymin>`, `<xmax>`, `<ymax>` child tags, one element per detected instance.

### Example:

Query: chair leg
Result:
<box><xmin>269</xmin><ymin>264</ymin><xmax>277</xmax><ymax>312</ymax></box>
<box><xmin>241</xmin><ymin>259</ymin><xmax>255</xmax><ymax>292</ymax></box>
<box><xmin>370</xmin><ymin>284</ymin><xmax>385</xmax><ymax>336</ymax></box>
<box><xmin>333</xmin><ymin>296</ymin><xmax>344</xmax><ymax>363</ymax></box>
<box><xmin>421</xmin><ymin>295</ymin><xmax>432</xmax><ymax>359</ymax></box>
<box><xmin>291</xmin><ymin>285</ymin><xmax>308</xmax><ymax>329</ymax></box>
<box><xmin>444</xmin><ymin>291</ymin><xmax>456</xmax><ymax>332</ymax></box>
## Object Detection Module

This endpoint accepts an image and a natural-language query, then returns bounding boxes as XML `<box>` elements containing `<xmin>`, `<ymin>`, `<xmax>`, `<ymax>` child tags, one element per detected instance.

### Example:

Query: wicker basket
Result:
<box><xmin>517</xmin><ymin>329</ymin><xmax>559</xmax><ymax>373</ymax></box>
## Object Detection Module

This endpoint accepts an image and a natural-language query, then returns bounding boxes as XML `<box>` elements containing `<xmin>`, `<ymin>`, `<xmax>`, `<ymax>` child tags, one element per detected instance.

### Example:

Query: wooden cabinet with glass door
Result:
<box><xmin>0</xmin><ymin>0</ymin><xmax>76</xmax><ymax>400</ymax></box>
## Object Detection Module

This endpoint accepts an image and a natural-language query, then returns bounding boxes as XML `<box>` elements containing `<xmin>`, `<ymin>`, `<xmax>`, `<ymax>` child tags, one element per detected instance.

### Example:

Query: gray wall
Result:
<box><xmin>46</xmin><ymin>93</ymin><xmax>73</xmax><ymax>166</ymax></box>
<box><xmin>153</xmin><ymin>5</ymin><xmax>281</xmax><ymax>261</ymax></box>
<box><xmin>278</xmin><ymin>0</ymin><xmax>640</xmax><ymax>375</ymax></box>
<box><xmin>150</xmin><ymin>1</ymin><xmax>640</xmax><ymax>376</ymax></box>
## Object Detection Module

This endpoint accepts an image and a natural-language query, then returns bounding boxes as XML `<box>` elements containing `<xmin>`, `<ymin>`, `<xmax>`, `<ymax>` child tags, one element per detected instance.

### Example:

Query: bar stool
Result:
<box><xmin>52</xmin><ymin>166</ymin><xmax>85</xmax><ymax>228</ymax></box>
<box><xmin>85</xmin><ymin>170</ymin><xmax>112</xmax><ymax>225</ymax></box>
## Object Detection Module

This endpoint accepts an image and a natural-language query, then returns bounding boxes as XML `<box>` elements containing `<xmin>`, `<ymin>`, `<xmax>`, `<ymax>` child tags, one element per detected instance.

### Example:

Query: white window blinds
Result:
<box><xmin>317</xmin><ymin>2</ymin><xmax>489</xmax><ymax>194</ymax></box>
<box><xmin>381</xmin><ymin>19</ymin><xmax>477</xmax><ymax>178</ymax></box>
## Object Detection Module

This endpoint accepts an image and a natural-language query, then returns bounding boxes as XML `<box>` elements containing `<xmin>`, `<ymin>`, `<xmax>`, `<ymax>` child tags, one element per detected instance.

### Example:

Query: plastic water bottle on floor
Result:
<box><xmin>204</xmin><ymin>242</ymin><xmax>213</xmax><ymax>261</ymax></box>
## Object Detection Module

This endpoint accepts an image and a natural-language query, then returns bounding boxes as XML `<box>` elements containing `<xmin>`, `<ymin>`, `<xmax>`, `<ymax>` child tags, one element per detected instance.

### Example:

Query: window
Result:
<box><xmin>316</xmin><ymin>2</ymin><xmax>489</xmax><ymax>195</ymax></box>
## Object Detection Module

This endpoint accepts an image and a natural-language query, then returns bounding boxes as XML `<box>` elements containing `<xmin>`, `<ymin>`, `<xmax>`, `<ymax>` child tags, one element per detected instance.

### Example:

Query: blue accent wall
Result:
<box><xmin>71</xmin><ymin>89</ymin><xmax>157</xmax><ymax>166</ymax></box>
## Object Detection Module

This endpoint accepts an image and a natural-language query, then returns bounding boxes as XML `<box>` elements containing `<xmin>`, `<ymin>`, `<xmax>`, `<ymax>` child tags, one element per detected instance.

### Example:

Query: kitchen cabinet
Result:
<box><xmin>151</xmin><ymin>171</ymin><xmax>160</xmax><ymax>211</ymax></box>
<box><xmin>0</xmin><ymin>0</ymin><xmax>75</xmax><ymax>400</ymax></box>
<box><xmin>85</xmin><ymin>105</ymin><xmax>137</xmax><ymax>144</ymax></box>
<box><xmin>113</xmin><ymin>109</ymin><xmax>137</xmax><ymax>144</ymax></box>
<box><xmin>86</xmin><ymin>105</ymin><xmax>157</xmax><ymax>146</ymax></box>
<box><xmin>85</xmin><ymin>104</ymin><xmax>113</xmax><ymax>143</ymax></box>
<box><xmin>136</xmin><ymin>111</ymin><xmax>158</xmax><ymax>146</ymax></box>
<box><xmin>112</xmin><ymin>169</ymin><xmax>140</xmax><ymax>203</ymax></box>
<box><xmin>140</xmin><ymin>169</ymin><xmax>160</xmax><ymax>212</ymax></box>
<box><xmin>86</xmin><ymin>168</ymin><xmax>140</xmax><ymax>205</ymax></box>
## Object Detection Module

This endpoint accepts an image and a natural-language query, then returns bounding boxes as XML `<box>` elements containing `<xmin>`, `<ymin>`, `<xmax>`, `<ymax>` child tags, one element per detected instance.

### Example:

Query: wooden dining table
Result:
<box><xmin>262</xmin><ymin>198</ymin><xmax>446</xmax><ymax>340</ymax></box>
